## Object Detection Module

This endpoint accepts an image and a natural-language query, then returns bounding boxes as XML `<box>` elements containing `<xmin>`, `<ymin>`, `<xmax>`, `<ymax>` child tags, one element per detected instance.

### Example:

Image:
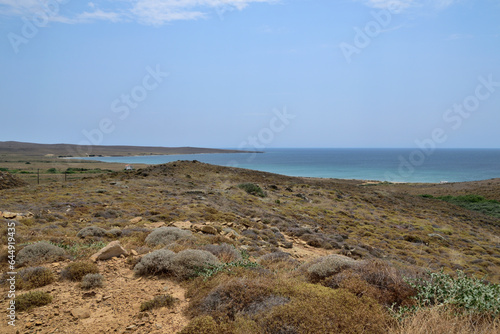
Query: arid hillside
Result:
<box><xmin>1</xmin><ymin>161</ymin><xmax>499</xmax><ymax>333</ymax></box>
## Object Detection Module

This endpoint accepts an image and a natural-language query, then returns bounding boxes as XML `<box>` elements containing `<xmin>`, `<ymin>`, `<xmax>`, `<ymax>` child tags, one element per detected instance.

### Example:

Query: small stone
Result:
<box><xmin>82</xmin><ymin>291</ymin><xmax>96</xmax><ymax>298</ymax></box>
<box><xmin>2</xmin><ymin>211</ymin><xmax>17</xmax><ymax>219</ymax></box>
<box><xmin>71</xmin><ymin>308</ymin><xmax>90</xmax><ymax>319</ymax></box>
<box><xmin>129</xmin><ymin>217</ymin><xmax>143</xmax><ymax>224</ymax></box>
<box><xmin>126</xmin><ymin>325</ymin><xmax>136</xmax><ymax>330</ymax></box>
<box><xmin>130</xmin><ymin>250</ymin><xmax>138</xmax><ymax>256</ymax></box>
<box><xmin>35</xmin><ymin>321</ymin><xmax>43</xmax><ymax>326</ymax></box>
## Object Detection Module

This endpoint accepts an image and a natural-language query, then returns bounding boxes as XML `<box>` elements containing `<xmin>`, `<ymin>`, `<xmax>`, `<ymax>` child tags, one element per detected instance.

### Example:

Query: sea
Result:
<box><xmin>76</xmin><ymin>148</ymin><xmax>500</xmax><ymax>183</ymax></box>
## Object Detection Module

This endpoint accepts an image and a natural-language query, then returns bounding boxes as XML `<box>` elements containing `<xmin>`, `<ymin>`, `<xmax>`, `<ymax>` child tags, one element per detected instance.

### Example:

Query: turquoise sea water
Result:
<box><xmin>76</xmin><ymin>148</ymin><xmax>500</xmax><ymax>183</ymax></box>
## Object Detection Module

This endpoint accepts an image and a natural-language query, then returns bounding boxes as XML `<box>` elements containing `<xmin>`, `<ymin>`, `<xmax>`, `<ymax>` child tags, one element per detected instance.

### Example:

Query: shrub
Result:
<box><xmin>189</xmin><ymin>278</ymin><xmax>281</xmax><ymax>321</ymax></box>
<box><xmin>76</xmin><ymin>226</ymin><xmax>108</xmax><ymax>238</ymax></box>
<box><xmin>306</xmin><ymin>254</ymin><xmax>357</xmax><ymax>282</ymax></box>
<box><xmin>326</xmin><ymin>260</ymin><xmax>417</xmax><ymax>308</ymax></box>
<box><xmin>195</xmin><ymin>251</ymin><xmax>259</xmax><ymax>280</ymax></box>
<box><xmin>15</xmin><ymin>291</ymin><xmax>52</xmax><ymax>312</ymax></box>
<box><xmin>144</xmin><ymin>227</ymin><xmax>192</xmax><ymax>246</ymax></box>
<box><xmin>203</xmin><ymin>243</ymin><xmax>242</xmax><ymax>263</ymax></box>
<box><xmin>258</xmin><ymin>252</ymin><xmax>299</xmax><ymax>271</ymax></box>
<box><xmin>388</xmin><ymin>305</ymin><xmax>500</xmax><ymax>334</ymax></box>
<box><xmin>61</xmin><ymin>262</ymin><xmax>99</xmax><ymax>281</ymax></box>
<box><xmin>172</xmin><ymin>249</ymin><xmax>220</xmax><ymax>280</ymax></box>
<box><xmin>140</xmin><ymin>294</ymin><xmax>177</xmax><ymax>312</ymax></box>
<box><xmin>81</xmin><ymin>273</ymin><xmax>104</xmax><ymax>289</ymax></box>
<box><xmin>260</xmin><ymin>282</ymin><xmax>390</xmax><ymax>334</ymax></box>
<box><xmin>17</xmin><ymin>242</ymin><xmax>67</xmax><ymax>266</ymax></box>
<box><xmin>238</xmin><ymin>183</ymin><xmax>266</xmax><ymax>197</ymax></box>
<box><xmin>134</xmin><ymin>249</ymin><xmax>176</xmax><ymax>276</ymax></box>
<box><xmin>17</xmin><ymin>266</ymin><xmax>55</xmax><ymax>290</ymax></box>
<box><xmin>406</xmin><ymin>270</ymin><xmax>500</xmax><ymax>316</ymax></box>
<box><xmin>179</xmin><ymin>316</ymin><xmax>220</xmax><ymax>334</ymax></box>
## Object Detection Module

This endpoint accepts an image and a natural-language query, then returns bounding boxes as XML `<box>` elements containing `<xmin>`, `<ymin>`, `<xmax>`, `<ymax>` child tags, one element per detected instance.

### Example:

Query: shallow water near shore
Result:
<box><xmin>77</xmin><ymin>148</ymin><xmax>500</xmax><ymax>183</ymax></box>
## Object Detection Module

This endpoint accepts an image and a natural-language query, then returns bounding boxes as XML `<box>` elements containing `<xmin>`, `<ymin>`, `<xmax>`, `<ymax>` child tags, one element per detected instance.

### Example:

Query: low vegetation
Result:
<box><xmin>1</xmin><ymin>160</ymin><xmax>500</xmax><ymax>333</ymax></box>
<box><xmin>14</xmin><ymin>291</ymin><xmax>53</xmax><ymax>312</ymax></box>
<box><xmin>435</xmin><ymin>194</ymin><xmax>500</xmax><ymax>218</ymax></box>
<box><xmin>61</xmin><ymin>262</ymin><xmax>99</xmax><ymax>281</ymax></box>
<box><xmin>238</xmin><ymin>183</ymin><xmax>266</xmax><ymax>197</ymax></box>
<box><xmin>16</xmin><ymin>266</ymin><xmax>55</xmax><ymax>290</ymax></box>
<box><xmin>17</xmin><ymin>242</ymin><xmax>67</xmax><ymax>266</ymax></box>
<box><xmin>140</xmin><ymin>294</ymin><xmax>177</xmax><ymax>312</ymax></box>
<box><xmin>81</xmin><ymin>273</ymin><xmax>104</xmax><ymax>289</ymax></box>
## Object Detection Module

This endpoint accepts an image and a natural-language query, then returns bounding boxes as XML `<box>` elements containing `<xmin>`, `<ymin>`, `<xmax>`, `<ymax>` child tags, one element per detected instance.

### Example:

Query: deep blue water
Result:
<box><xmin>75</xmin><ymin>148</ymin><xmax>500</xmax><ymax>183</ymax></box>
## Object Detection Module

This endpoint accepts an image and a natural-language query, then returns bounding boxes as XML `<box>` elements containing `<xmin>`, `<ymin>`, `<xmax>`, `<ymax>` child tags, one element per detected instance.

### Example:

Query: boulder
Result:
<box><xmin>90</xmin><ymin>241</ymin><xmax>128</xmax><ymax>262</ymax></box>
<box><xmin>192</xmin><ymin>224</ymin><xmax>218</xmax><ymax>235</ymax></box>
<box><xmin>171</xmin><ymin>221</ymin><xmax>192</xmax><ymax>230</ymax></box>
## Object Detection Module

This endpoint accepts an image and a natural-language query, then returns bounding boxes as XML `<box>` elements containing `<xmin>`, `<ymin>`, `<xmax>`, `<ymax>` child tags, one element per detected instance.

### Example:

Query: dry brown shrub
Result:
<box><xmin>389</xmin><ymin>306</ymin><xmax>500</xmax><ymax>334</ymax></box>
<box><xmin>188</xmin><ymin>277</ymin><xmax>283</xmax><ymax>322</ymax></box>
<box><xmin>325</xmin><ymin>259</ymin><xmax>418</xmax><ymax>308</ymax></box>
<box><xmin>260</xmin><ymin>281</ymin><xmax>390</xmax><ymax>334</ymax></box>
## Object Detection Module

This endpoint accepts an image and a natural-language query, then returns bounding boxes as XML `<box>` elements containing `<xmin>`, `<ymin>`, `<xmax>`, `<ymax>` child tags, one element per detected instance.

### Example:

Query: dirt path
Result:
<box><xmin>1</xmin><ymin>258</ymin><xmax>189</xmax><ymax>334</ymax></box>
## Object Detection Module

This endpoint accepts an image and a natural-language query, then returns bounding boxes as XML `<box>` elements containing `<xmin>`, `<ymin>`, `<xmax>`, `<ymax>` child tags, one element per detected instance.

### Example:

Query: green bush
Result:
<box><xmin>15</xmin><ymin>291</ymin><xmax>52</xmax><ymax>312</ymax></box>
<box><xmin>61</xmin><ymin>262</ymin><xmax>99</xmax><ymax>281</ymax></box>
<box><xmin>406</xmin><ymin>270</ymin><xmax>500</xmax><ymax>316</ymax></box>
<box><xmin>425</xmin><ymin>194</ymin><xmax>500</xmax><ymax>218</ymax></box>
<box><xmin>238</xmin><ymin>183</ymin><xmax>266</xmax><ymax>198</ymax></box>
<box><xmin>196</xmin><ymin>250</ymin><xmax>259</xmax><ymax>280</ymax></box>
<box><xmin>17</xmin><ymin>266</ymin><xmax>55</xmax><ymax>290</ymax></box>
<box><xmin>140</xmin><ymin>294</ymin><xmax>177</xmax><ymax>312</ymax></box>
<box><xmin>81</xmin><ymin>273</ymin><xmax>104</xmax><ymax>289</ymax></box>
<box><xmin>17</xmin><ymin>242</ymin><xmax>67</xmax><ymax>266</ymax></box>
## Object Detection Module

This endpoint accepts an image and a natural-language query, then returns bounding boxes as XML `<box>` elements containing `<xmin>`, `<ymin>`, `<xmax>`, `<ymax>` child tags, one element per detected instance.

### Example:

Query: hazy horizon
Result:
<box><xmin>1</xmin><ymin>0</ymin><xmax>500</xmax><ymax>150</ymax></box>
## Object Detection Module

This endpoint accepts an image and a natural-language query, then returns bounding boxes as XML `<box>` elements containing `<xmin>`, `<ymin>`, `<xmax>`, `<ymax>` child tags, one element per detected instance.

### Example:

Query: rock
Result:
<box><xmin>71</xmin><ymin>308</ymin><xmax>90</xmax><ymax>319</ymax></box>
<box><xmin>129</xmin><ymin>217</ymin><xmax>143</xmax><ymax>224</ymax></box>
<box><xmin>130</xmin><ymin>249</ymin><xmax>138</xmax><ymax>256</ymax></box>
<box><xmin>82</xmin><ymin>291</ymin><xmax>96</xmax><ymax>298</ymax></box>
<box><xmin>90</xmin><ymin>241</ymin><xmax>129</xmax><ymax>261</ymax></box>
<box><xmin>192</xmin><ymin>224</ymin><xmax>218</xmax><ymax>235</ymax></box>
<box><xmin>126</xmin><ymin>325</ymin><xmax>137</xmax><ymax>330</ymax></box>
<box><xmin>2</xmin><ymin>211</ymin><xmax>18</xmax><ymax>219</ymax></box>
<box><xmin>171</xmin><ymin>221</ymin><xmax>192</xmax><ymax>229</ymax></box>
<box><xmin>143</xmin><ymin>221</ymin><xmax>166</xmax><ymax>229</ymax></box>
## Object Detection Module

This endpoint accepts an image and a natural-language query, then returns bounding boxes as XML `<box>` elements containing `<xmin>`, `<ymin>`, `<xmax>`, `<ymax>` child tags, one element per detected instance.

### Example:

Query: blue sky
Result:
<box><xmin>1</xmin><ymin>0</ymin><xmax>499</xmax><ymax>149</ymax></box>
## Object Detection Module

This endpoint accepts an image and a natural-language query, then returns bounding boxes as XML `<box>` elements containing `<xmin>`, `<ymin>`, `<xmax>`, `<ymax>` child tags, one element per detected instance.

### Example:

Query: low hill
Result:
<box><xmin>0</xmin><ymin>141</ymin><xmax>255</xmax><ymax>157</ymax></box>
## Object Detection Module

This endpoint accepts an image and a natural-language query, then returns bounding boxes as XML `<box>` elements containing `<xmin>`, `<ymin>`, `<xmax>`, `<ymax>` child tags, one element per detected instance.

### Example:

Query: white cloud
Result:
<box><xmin>0</xmin><ymin>0</ymin><xmax>278</xmax><ymax>25</ymax></box>
<box><xmin>357</xmin><ymin>0</ymin><xmax>457</xmax><ymax>12</ymax></box>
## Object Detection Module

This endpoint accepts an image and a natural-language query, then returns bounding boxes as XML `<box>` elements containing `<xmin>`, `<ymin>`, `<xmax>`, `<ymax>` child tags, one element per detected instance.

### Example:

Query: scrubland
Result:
<box><xmin>1</xmin><ymin>160</ymin><xmax>499</xmax><ymax>333</ymax></box>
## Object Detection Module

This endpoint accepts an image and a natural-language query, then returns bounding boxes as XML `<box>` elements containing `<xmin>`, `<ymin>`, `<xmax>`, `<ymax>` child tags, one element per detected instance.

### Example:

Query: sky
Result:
<box><xmin>0</xmin><ymin>0</ymin><xmax>499</xmax><ymax>150</ymax></box>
